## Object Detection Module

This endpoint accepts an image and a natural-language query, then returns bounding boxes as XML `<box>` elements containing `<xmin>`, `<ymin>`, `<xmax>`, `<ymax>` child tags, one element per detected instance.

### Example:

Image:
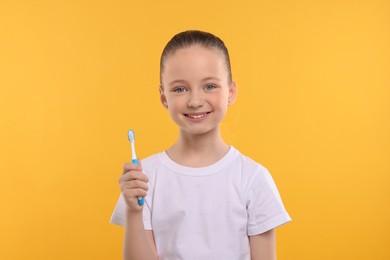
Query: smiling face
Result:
<box><xmin>160</xmin><ymin>45</ymin><xmax>237</xmax><ymax>136</ymax></box>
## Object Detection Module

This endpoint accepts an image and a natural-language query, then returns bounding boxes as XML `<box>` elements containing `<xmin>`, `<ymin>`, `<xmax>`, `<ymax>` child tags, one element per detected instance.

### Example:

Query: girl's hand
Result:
<box><xmin>119</xmin><ymin>161</ymin><xmax>149</xmax><ymax>213</ymax></box>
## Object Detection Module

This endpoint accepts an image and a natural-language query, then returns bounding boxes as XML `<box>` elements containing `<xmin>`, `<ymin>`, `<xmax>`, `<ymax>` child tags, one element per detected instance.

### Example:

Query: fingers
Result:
<box><xmin>120</xmin><ymin>177</ymin><xmax>149</xmax><ymax>191</ymax></box>
<box><xmin>120</xmin><ymin>170</ymin><xmax>149</xmax><ymax>183</ymax></box>
<box><xmin>123</xmin><ymin>161</ymin><xmax>142</xmax><ymax>174</ymax></box>
<box><xmin>119</xmin><ymin>171</ymin><xmax>148</xmax><ymax>207</ymax></box>
<box><xmin>120</xmin><ymin>160</ymin><xmax>148</xmax><ymax>210</ymax></box>
<box><xmin>119</xmin><ymin>161</ymin><xmax>149</xmax><ymax>195</ymax></box>
<box><xmin>122</xmin><ymin>186</ymin><xmax>148</xmax><ymax>199</ymax></box>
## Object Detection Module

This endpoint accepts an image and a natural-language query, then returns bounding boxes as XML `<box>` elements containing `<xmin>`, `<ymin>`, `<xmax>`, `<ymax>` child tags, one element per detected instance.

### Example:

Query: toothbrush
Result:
<box><xmin>127</xmin><ymin>129</ymin><xmax>144</xmax><ymax>206</ymax></box>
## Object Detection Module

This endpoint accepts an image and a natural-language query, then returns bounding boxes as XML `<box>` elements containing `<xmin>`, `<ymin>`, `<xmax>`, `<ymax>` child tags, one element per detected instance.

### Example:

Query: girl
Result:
<box><xmin>111</xmin><ymin>30</ymin><xmax>291</xmax><ymax>260</ymax></box>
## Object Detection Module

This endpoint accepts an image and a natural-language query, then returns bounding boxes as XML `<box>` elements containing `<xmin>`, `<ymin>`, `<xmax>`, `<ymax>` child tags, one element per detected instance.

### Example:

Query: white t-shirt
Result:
<box><xmin>111</xmin><ymin>146</ymin><xmax>291</xmax><ymax>260</ymax></box>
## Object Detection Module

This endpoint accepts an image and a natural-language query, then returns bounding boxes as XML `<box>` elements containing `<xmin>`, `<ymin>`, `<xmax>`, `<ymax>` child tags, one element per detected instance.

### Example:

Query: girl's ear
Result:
<box><xmin>228</xmin><ymin>81</ymin><xmax>237</xmax><ymax>106</ymax></box>
<box><xmin>159</xmin><ymin>84</ymin><xmax>168</xmax><ymax>108</ymax></box>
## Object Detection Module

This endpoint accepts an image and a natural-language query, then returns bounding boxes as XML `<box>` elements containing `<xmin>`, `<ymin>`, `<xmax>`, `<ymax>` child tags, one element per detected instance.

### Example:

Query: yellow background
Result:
<box><xmin>1</xmin><ymin>0</ymin><xmax>389</xmax><ymax>259</ymax></box>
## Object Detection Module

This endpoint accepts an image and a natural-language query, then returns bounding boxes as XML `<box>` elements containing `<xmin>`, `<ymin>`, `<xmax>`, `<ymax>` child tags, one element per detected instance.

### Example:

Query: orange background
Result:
<box><xmin>0</xmin><ymin>0</ymin><xmax>389</xmax><ymax>259</ymax></box>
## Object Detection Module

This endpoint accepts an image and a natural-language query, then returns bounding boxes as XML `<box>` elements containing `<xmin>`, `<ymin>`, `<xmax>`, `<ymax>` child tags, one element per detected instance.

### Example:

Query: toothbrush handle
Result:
<box><xmin>132</xmin><ymin>158</ymin><xmax>145</xmax><ymax>206</ymax></box>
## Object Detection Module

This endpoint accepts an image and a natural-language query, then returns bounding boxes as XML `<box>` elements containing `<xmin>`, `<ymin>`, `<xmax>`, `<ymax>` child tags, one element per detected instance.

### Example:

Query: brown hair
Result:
<box><xmin>160</xmin><ymin>30</ymin><xmax>232</xmax><ymax>84</ymax></box>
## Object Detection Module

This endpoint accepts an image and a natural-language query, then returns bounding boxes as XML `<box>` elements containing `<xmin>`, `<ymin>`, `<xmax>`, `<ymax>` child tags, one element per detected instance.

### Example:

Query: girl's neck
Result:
<box><xmin>166</xmin><ymin>128</ymin><xmax>230</xmax><ymax>167</ymax></box>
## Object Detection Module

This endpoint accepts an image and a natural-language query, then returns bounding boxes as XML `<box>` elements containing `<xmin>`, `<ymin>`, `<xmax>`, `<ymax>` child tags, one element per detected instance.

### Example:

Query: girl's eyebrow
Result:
<box><xmin>168</xmin><ymin>79</ymin><xmax>187</xmax><ymax>85</ymax></box>
<box><xmin>168</xmin><ymin>77</ymin><xmax>221</xmax><ymax>86</ymax></box>
<box><xmin>201</xmin><ymin>77</ymin><xmax>221</xmax><ymax>82</ymax></box>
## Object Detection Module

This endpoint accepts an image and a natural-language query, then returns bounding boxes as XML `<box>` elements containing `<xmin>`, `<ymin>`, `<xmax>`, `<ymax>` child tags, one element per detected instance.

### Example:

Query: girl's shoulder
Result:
<box><xmin>235</xmin><ymin>148</ymin><xmax>269</xmax><ymax>175</ymax></box>
<box><xmin>233</xmin><ymin>148</ymin><xmax>278</xmax><ymax>189</ymax></box>
<box><xmin>139</xmin><ymin>151</ymin><xmax>163</xmax><ymax>171</ymax></box>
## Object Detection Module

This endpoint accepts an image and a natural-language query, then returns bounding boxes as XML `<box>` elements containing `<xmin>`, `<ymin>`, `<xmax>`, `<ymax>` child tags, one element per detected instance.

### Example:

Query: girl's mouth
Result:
<box><xmin>184</xmin><ymin>112</ymin><xmax>211</xmax><ymax>120</ymax></box>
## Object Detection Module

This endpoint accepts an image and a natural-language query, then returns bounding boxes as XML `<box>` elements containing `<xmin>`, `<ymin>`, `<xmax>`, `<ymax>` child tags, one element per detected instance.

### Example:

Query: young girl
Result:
<box><xmin>111</xmin><ymin>30</ymin><xmax>291</xmax><ymax>260</ymax></box>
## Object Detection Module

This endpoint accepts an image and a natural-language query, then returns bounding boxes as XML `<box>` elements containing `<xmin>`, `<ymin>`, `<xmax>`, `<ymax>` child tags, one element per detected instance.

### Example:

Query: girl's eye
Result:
<box><xmin>205</xmin><ymin>84</ymin><xmax>217</xmax><ymax>91</ymax></box>
<box><xmin>173</xmin><ymin>87</ymin><xmax>187</xmax><ymax>93</ymax></box>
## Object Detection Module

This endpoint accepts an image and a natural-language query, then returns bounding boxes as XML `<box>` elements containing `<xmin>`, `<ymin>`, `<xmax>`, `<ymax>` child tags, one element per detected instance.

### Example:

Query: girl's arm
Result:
<box><xmin>249</xmin><ymin>229</ymin><xmax>276</xmax><ymax>260</ymax></box>
<box><xmin>123</xmin><ymin>209</ymin><xmax>157</xmax><ymax>260</ymax></box>
<box><xmin>120</xmin><ymin>162</ymin><xmax>158</xmax><ymax>260</ymax></box>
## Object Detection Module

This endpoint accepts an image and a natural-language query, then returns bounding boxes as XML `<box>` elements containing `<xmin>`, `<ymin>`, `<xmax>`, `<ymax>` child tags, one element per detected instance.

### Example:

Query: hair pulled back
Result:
<box><xmin>160</xmin><ymin>30</ymin><xmax>232</xmax><ymax>84</ymax></box>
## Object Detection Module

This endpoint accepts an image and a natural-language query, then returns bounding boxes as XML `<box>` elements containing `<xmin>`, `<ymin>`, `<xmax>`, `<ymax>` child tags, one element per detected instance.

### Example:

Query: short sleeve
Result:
<box><xmin>246</xmin><ymin>166</ymin><xmax>291</xmax><ymax>236</ymax></box>
<box><xmin>110</xmin><ymin>193</ymin><xmax>153</xmax><ymax>230</ymax></box>
<box><xmin>110</xmin><ymin>194</ymin><xmax>126</xmax><ymax>226</ymax></box>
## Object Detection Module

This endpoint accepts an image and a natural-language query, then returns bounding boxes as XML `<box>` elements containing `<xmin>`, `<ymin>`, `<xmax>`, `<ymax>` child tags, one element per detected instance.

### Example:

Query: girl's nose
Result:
<box><xmin>187</xmin><ymin>92</ymin><xmax>204</xmax><ymax>108</ymax></box>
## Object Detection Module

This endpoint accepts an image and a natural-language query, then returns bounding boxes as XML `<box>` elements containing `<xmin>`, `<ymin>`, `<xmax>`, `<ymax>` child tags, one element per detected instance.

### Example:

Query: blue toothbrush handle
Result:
<box><xmin>132</xmin><ymin>158</ymin><xmax>145</xmax><ymax>206</ymax></box>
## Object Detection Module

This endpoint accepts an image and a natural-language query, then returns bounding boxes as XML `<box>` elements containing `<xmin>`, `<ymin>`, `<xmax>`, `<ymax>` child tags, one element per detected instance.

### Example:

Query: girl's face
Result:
<box><xmin>160</xmin><ymin>45</ymin><xmax>237</xmax><ymax>136</ymax></box>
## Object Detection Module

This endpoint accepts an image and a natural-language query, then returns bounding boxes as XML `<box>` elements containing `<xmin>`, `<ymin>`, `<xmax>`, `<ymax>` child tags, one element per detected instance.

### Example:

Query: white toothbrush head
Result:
<box><xmin>128</xmin><ymin>129</ymin><xmax>135</xmax><ymax>142</ymax></box>
<box><xmin>128</xmin><ymin>129</ymin><xmax>137</xmax><ymax>161</ymax></box>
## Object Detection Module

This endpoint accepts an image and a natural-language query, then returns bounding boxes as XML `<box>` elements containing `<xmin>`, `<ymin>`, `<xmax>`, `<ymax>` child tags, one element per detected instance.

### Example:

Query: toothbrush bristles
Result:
<box><xmin>128</xmin><ymin>129</ymin><xmax>137</xmax><ymax>160</ymax></box>
<box><xmin>128</xmin><ymin>130</ymin><xmax>135</xmax><ymax>142</ymax></box>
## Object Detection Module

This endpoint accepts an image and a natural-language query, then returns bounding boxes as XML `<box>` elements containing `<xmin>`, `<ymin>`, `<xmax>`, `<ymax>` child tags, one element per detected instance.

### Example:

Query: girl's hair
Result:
<box><xmin>160</xmin><ymin>30</ymin><xmax>232</xmax><ymax>84</ymax></box>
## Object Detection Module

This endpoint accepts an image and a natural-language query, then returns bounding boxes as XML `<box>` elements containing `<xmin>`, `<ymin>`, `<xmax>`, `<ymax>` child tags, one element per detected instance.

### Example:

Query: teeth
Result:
<box><xmin>187</xmin><ymin>113</ymin><xmax>207</xmax><ymax>119</ymax></box>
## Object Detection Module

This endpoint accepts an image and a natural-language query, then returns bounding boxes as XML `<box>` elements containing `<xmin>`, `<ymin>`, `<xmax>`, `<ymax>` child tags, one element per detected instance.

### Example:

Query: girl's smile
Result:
<box><xmin>183</xmin><ymin>111</ymin><xmax>212</xmax><ymax>121</ymax></box>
